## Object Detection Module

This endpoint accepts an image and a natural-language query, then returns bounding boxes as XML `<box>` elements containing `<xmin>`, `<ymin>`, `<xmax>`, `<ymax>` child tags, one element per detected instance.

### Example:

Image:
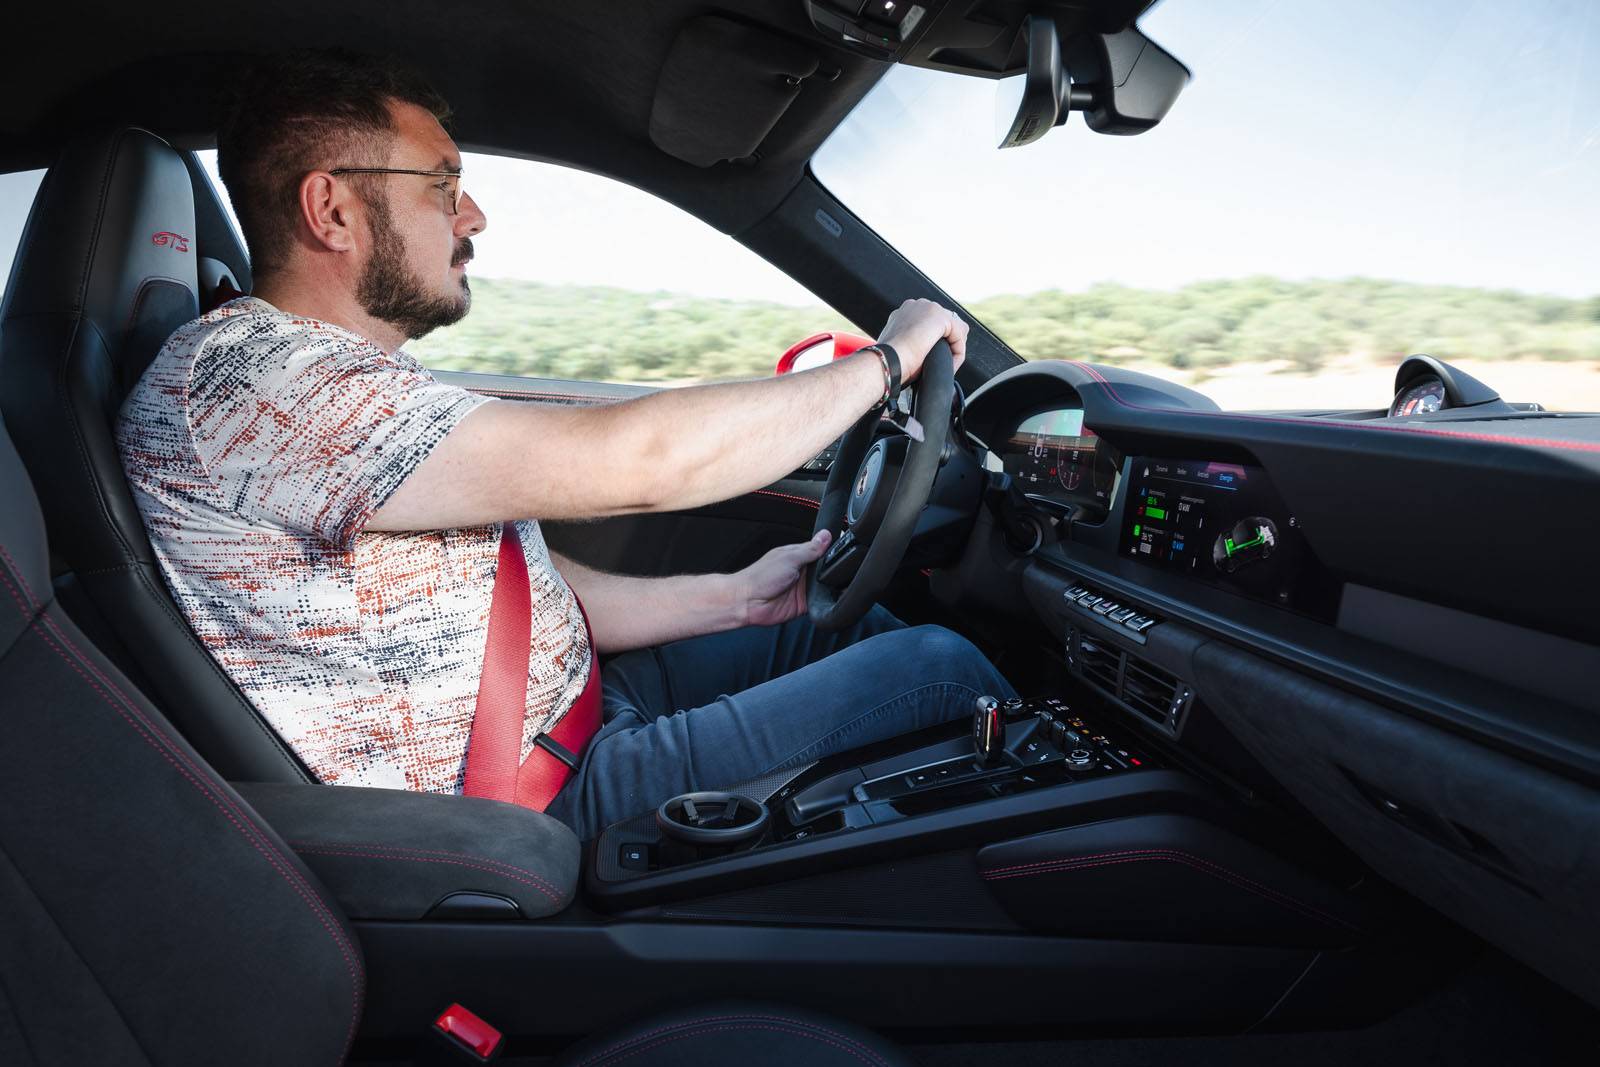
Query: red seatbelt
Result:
<box><xmin>462</xmin><ymin>523</ymin><xmax>601</xmax><ymax>811</ymax></box>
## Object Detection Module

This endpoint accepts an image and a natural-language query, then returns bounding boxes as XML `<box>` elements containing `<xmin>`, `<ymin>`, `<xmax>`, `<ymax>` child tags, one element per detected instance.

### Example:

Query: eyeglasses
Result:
<box><xmin>327</xmin><ymin>167</ymin><xmax>464</xmax><ymax>214</ymax></box>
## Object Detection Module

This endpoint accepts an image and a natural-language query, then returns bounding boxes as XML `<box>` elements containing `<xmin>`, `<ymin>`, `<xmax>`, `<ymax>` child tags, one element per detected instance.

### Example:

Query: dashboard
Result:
<box><xmin>951</xmin><ymin>357</ymin><xmax>1600</xmax><ymax>1013</ymax></box>
<box><xmin>958</xmin><ymin>357</ymin><xmax>1599</xmax><ymax>714</ymax></box>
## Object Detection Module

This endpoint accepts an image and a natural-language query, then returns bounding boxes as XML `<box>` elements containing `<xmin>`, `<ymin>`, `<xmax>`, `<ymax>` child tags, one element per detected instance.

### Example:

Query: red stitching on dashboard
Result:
<box><xmin>981</xmin><ymin>847</ymin><xmax>1356</xmax><ymax>930</ymax></box>
<box><xmin>753</xmin><ymin>489</ymin><xmax>820</xmax><ymax>510</ymax></box>
<box><xmin>1063</xmin><ymin>359</ymin><xmax>1600</xmax><ymax>454</ymax></box>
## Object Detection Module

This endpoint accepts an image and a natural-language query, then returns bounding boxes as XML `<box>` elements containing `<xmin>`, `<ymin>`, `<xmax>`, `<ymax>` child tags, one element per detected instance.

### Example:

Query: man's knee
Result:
<box><xmin>896</xmin><ymin>624</ymin><xmax>996</xmax><ymax>679</ymax></box>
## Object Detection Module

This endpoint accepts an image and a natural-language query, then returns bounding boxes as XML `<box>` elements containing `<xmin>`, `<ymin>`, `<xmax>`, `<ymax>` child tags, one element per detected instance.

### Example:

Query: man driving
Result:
<box><xmin>116</xmin><ymin>51</ymin><xmax>1015</xmax><ymax>838</ymax></box>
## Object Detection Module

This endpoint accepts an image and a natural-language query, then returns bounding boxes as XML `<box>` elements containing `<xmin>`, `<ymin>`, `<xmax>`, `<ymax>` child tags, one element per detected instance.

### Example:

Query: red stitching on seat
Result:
<box><xmin>571</xmin><ymin>1018</ymin><xmax>893</xmax><ymax>1067</ymax></box>
<box><xmin>0</xmin><ymin>548</ymin><xmax>363</xmax><ymax>1061</ymax></box>
<box><xmin>753</xmin><ymin>489</ymin><xmax>820</xmax><ymax>509</ymax></box>
<box><xmin>287</xmin><ymin>843</ymin><xmax>564</xmax><ymax>904</ymax></box>
<box><xmin>980</xmin><ymin>847</ymin><xmax>1356</xmax><ymax>930</ymax></box>
<box><xmin>1064</xmin><ymin>359</ymin><xmax>1600</xmax><ymax>455</ymax></box>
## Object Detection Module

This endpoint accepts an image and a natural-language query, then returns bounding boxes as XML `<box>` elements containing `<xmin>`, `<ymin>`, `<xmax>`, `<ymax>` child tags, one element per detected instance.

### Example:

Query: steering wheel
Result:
<box><xmin>808</xmin><ymin>340</ymin><xmax>955</xmax><ymax>630</ymax></box>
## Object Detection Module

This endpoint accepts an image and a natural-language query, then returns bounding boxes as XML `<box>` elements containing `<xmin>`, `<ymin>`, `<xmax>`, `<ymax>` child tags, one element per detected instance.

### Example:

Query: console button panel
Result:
<box><xmin>1063</xmin><ymin>584</ymin><xmax>1162</xmax><ymax>642</ymax></box>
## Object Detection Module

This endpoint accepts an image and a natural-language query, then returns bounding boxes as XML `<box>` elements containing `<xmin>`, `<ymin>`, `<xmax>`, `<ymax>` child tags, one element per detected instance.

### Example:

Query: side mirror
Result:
<box><xmin>775</xmin><ymin>331</ymin><xmax>876</xmax><ymax>375</ymax></box>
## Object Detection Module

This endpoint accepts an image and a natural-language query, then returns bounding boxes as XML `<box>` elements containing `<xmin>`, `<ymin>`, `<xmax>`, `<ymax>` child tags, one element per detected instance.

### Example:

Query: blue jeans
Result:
<box><xmin>544</xmin><ymin>606</ymin><xmax>1016</xmax><ymax>839</ymax></box>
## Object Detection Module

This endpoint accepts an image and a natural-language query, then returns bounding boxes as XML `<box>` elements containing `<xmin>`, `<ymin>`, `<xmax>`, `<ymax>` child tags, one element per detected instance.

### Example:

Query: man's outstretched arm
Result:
<box><xmin>549</xmin><ymin>531</ymin><xmax>832</xmax><ymax>654</ymax></box>
<box><xmin>367</xmin><ymin>300</ymin><xmax>967</xmax><ymax>532</ymax></box>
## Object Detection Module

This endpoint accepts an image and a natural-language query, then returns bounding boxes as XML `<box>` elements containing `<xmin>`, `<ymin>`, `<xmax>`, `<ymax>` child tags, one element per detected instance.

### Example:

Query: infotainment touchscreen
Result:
<box><xmin>1119</xmin><ymin>458</ymin><xmax>1336</xmax><ymax>617</ymax></box>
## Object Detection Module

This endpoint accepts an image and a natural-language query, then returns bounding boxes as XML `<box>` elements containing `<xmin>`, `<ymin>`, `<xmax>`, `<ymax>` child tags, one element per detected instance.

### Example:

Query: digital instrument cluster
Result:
<box><xmin>1117</xmin><ymin>458</ymin><xmax>1336</xmax><ymax>618</ymax></box>
<box><xmin>1000</xmin><ymin>407</ymin><xmax>1122</xmax><ymax>511</ymax></box>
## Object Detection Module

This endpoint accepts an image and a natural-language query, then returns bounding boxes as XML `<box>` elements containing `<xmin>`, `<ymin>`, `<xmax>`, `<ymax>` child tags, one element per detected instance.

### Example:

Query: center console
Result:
<box><xmin>587</xmin><ymin>694</ymin><xmax>1160</xmax><ymax>907</ymax></box>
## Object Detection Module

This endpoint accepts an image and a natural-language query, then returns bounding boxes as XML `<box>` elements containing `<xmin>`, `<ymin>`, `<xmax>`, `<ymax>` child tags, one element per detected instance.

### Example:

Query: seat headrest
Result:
<box><xmin>2</xmin><ymin>127</ymin><xmax>199</xmax><ymax>389</ymax></box>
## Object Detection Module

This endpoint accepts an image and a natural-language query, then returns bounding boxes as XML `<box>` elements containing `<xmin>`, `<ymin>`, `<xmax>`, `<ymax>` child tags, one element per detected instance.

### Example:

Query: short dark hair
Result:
<box><xmin>217</xmin><ymin>50</ymin><xmax>450</xmax><ymax>276</ymax></box>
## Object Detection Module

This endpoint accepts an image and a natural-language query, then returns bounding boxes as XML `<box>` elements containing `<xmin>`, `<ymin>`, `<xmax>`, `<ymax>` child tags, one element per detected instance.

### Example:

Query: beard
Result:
<box><xmin>356</xmin><ymin>196</ymin><xmax>473</xmax><ymax>341</ymax></box>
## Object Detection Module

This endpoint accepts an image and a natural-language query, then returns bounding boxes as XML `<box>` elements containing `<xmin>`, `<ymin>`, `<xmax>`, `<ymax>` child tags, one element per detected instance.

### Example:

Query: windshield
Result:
<box><xmin>813</xmin><ymin>0</ymin><xmax>1600</xmax><ymax>412</ymax></box>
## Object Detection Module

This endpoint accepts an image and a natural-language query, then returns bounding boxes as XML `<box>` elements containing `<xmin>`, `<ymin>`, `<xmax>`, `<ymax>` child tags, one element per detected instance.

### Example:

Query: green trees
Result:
<box><xmin>408</xmin><ymin>276</ymin><xmax>1600</xmax><ymax>383</ymax></box>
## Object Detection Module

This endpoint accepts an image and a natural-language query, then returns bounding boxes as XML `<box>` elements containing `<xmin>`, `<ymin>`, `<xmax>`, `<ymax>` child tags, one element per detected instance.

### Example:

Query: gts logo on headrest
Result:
<box><xmin>152</xmin><ymin>231</ymin><xmax>191</xmax><ymax>252</ymax></box>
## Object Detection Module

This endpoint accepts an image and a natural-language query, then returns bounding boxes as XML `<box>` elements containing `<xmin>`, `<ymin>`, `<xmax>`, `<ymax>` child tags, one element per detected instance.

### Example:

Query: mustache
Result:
<box><xmin>451</xmin><ymin>238</ymin><xmax>474</xmax><ymax>266</ymax></box>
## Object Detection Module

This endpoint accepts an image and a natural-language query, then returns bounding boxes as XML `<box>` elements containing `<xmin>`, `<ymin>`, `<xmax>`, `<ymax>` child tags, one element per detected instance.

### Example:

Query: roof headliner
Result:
<box><xmin>5</xmin><ymin>0</ymin><xmax>891</xmax><ymax>234</ymax></box>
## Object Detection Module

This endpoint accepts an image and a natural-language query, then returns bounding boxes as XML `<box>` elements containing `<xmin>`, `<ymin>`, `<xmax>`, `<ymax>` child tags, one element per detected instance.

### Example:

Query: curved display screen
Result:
<box><xmin>1001</xmin><ymin>408</ymin><xmax>1122</xmax><ymax>511</ymax></box>
<box><xmin>1118</xmin><ymin>457</ymin><xmax>1337</xmax><ymax>618</ymax></box>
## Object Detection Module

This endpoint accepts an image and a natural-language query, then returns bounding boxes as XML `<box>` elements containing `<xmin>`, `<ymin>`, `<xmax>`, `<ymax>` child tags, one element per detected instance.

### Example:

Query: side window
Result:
<box><xmin>198</xmin><ymin>151</ymin><xmax>854</xmax><ymax>386</ymax></box>
<box><xmin>0</xmin><ymin>170</ymin><xmax>47</xmax><ymax>304</ymax></box>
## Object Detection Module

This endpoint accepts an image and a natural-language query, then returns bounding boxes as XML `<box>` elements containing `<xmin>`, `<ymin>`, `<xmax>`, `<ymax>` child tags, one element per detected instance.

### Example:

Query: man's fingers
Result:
<box><xmin>946</xmin><ymin>311</ymin><xmax>968</xmax><ymax>365</ymax></box>
<box><xmin>776</xmin><ymin>529</ymin><xmax>831</xmax><ymax>569</ymax></box>
<box><xmin>800</xmin><ymin>528</ymin><xmax>832</xmax><ymax>560</ymax></box>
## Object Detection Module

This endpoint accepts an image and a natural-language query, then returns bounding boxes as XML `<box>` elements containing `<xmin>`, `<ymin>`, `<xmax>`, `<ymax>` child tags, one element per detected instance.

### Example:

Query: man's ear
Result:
<box><xmin>297</xmin><ymin>171</ymin><xmax>361</xmax><ymax>254</ymax></box>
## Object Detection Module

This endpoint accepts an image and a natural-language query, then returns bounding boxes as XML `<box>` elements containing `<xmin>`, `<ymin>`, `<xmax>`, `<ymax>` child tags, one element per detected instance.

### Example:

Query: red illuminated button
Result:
<box><xmin>434</xmin><ymin>1003</ymin><xmax>502</xmax><ymax>1061</ymax></box>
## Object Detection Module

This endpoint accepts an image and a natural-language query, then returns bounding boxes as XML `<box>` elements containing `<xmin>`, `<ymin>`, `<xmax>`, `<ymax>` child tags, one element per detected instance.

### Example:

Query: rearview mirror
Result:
<box><xmin>994</xmin><ymin>18</ymin><xmax>1190</xmax><ymax>149</ymax></box>
<box><xmin>995</xmin><ymin>15</ymin><xmax>1067</xmax><ymax>150</ymax></box>
<box><xmin>1065</xmin><ymin>26</ymin><xmax>1191</xmax><ymax>135</ymax></box>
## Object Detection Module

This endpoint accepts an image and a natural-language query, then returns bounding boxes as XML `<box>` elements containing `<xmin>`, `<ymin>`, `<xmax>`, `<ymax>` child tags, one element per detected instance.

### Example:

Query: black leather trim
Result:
<box><xmin>1196</xmin><ymin>640</ymin><xmax>1600</xmax><ymax>1007</ymax></box>
<box><xmin>236</xmin><ymin>782</ymin><xmax>581</xmax><ymax>921</ymax></box>
<box><xmin>976</xmin><ymin>813</ymin><xmax>1364</xmax><ymax>948</ymax></box>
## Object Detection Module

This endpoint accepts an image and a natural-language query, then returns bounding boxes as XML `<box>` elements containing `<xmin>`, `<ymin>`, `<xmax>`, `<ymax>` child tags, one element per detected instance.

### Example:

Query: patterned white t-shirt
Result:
<box><xmin>116</xmin><ymin>297</ymin><xmax>592</xmax><ymax>793</ymax></box>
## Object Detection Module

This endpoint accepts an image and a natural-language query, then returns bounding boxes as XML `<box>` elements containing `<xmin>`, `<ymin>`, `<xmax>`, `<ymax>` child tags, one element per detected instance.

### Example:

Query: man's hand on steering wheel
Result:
<box><xmin>875</xmin><ymin>299</ymin><xmax>969</xmax><ymax>385</ymax></box>
<box><xmin>807</xmin><ymin>299</ymin><xmax>971</xmax><ymax>631</ymax></box>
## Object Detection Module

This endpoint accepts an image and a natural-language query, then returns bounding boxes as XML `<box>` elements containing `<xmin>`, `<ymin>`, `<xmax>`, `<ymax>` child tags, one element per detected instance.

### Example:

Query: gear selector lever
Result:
<box><xmin>972</xmin><ymin>695</ymin><xmax>1004</xmax><ymax>765</ymax></box>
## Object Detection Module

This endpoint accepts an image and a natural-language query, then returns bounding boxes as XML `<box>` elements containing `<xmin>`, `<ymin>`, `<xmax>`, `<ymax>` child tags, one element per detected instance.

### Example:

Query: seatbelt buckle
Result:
<box><xmin>426</xmin><ymin>1003</ymin><xmax>504</xmax><ymax>1063</ymax></box>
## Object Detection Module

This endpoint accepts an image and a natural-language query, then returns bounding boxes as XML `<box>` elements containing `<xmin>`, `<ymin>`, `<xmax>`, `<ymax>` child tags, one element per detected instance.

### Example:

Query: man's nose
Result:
<box><xmin>456</xmin><ymin>191</ymin><xmax>486</xmax><ymax>237</ymax></box>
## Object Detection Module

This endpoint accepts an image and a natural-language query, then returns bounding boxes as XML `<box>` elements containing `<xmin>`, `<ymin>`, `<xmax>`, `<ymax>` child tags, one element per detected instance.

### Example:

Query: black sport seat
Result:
<box><xmin>0</xmin><ymin>402</ymin><xmax>909</xmax><ymax>1064</ymax></box>
<box><xmin>0</xmin><ymin>127</ymin><xmax>311</xmax><ymax>783</ymax></box>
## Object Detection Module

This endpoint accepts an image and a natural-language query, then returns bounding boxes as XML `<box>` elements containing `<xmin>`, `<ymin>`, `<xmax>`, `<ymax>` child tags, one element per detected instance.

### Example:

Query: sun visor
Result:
<box><xmin>649</xmin><ymin>15</ymin><xmax>820</xmax><ymax>168</ymax></box>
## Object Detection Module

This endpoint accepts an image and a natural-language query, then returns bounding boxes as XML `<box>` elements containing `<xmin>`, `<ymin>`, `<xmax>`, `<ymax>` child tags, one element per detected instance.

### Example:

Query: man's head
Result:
<box><xmin>217</xmin><ymin>51</ymin><xmax>485</xmax><ymax>341</ymax></box>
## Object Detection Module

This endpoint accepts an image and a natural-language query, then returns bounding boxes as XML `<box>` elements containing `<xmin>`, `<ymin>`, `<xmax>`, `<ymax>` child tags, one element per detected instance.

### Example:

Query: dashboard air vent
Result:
<box><xmin>1122</xmin><ymin>657</ymin><xmax>1181</xmax><ymax>727</ymax></box>
<box><xmin>1076</xmin><ymin>634</ymin><xmax>1122</xmax><ymax>695</ymax></box>
<box><xmin>1067</xmin><ymin>628</ymin><xmax>1193</xmax><ymax>736</ymax></box>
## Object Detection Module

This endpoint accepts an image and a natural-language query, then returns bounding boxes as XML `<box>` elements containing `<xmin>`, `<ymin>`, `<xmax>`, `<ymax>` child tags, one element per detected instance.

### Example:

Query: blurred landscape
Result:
<box><xmin>412</xmin><ymin>276</ymin><xmax>1600</xmax><ymax>411</ymax></box>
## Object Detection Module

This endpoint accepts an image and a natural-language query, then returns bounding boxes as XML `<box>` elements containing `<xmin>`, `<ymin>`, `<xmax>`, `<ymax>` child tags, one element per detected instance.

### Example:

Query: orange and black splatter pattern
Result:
<box><xmin>115</xmin><ymin>298</ymin><xmax>592</xmax><ymax>793</ymax></box>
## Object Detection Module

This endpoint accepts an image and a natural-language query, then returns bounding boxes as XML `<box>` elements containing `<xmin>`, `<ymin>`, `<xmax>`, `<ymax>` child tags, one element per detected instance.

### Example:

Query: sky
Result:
<box><xmin>816</xmin><ymin>0</ymin><xmax>1600</xmax><ymax>302</ymax></box>
<box><xmin>0</xmin><ymin>0</ymin><xmax>1594</xmax><ymax>308</ymax></box>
